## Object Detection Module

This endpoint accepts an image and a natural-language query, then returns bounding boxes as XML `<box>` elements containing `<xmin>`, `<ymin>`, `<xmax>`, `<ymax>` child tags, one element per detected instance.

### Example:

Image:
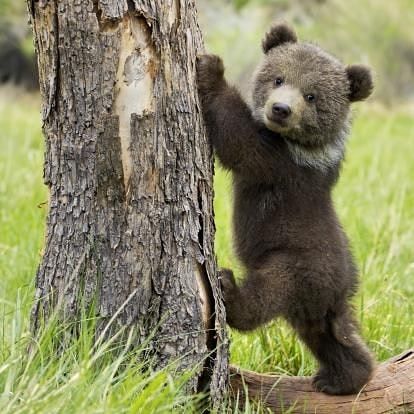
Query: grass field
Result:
<box><xmin>1</xmin><ymin>90</ymin><xmax>413</xmax><ymax>413</ymax></box>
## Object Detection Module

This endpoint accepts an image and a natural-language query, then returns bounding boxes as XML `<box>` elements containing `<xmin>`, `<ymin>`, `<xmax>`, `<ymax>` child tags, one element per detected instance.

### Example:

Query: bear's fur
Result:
<box><xmin>197</xmin><ymin>23</ymin><xmax>374</xmax><ymax>395</ymax></box>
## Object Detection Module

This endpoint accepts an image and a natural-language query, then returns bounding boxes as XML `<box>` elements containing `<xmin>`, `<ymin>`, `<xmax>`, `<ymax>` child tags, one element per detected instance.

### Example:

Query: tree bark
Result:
<box><xmin>230</xmin><ymin>349</ymin><xmax>414</xmax><ymax>413</ymax></box>
<box><xmin>27</xmin><ymin>0</ymin><xmax>227</xmax><ymax>403</ymax></box>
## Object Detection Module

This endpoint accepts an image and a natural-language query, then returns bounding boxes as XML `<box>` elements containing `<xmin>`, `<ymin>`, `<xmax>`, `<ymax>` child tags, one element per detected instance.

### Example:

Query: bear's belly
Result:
<box><xmin>231</xmin><ymin>181</ymin><xmax>352</xmax><ymax>271</ymax></box>
<box><xmin>232</xmin><ymin>191</ymin><xmax>288</xmax><ymax>266</ymax></box>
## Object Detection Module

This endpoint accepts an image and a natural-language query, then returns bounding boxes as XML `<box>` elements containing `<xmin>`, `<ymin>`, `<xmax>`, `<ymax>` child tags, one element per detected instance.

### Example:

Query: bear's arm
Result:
<box><xmin>203</xmin><ymin>86</ymin><xmax>278</xmax><ymax>175</ymax></box>
<box><xmin>197</xmin><ymin>55</ymin><xmax>284</xmax><ymax>179</ymax></box>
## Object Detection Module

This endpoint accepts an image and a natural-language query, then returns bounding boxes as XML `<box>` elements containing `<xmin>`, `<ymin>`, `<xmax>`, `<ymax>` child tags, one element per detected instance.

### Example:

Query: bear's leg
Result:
<box><xmin>219</xmin><ymin>268</ymin><xmax>281</xmax><ymax>331</ymax></box>
<box><xmin>297</xmin><ymin>311</ymin><xmax>374</xmax><ymax>395</ymax></box>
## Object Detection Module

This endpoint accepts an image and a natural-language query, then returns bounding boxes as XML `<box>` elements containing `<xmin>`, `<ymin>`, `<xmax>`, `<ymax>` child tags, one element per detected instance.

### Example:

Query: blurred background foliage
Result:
<box><xmin>0</xmin><ymin>0</ymin><xmax>37</xmax><ymax>89</ymax></box>
<box><xmin>198</xmin><ymin>0</ymin><xmax>414</xmax><ymax>103</ymax></box>
<box><xmin>1</xmin><ymin>0</ymin><xmax>413</xmax><ymax>104</ymax></box>
<box><xmin>0</xmin><ymin>0</ymin><xmax>28</xmax><ymax>41</ymax></box>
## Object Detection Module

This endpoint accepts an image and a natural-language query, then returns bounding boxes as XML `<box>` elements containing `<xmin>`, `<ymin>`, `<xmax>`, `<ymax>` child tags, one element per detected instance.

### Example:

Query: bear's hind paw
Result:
<box><xmin>312</xmin><ymin>364</ymin><xmax>371</xmax><ymax>395</ymax></box>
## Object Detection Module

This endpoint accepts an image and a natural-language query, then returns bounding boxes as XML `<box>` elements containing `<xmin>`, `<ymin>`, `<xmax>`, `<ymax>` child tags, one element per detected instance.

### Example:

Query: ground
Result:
<box><xmin>1</xmin><ymin>90</ymin><xmax>413</xmax><ymax>412</ymax></box>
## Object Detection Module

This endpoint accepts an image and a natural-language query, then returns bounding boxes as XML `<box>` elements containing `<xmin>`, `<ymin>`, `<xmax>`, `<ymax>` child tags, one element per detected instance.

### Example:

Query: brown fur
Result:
<box><xmin>197</xmin><ymin>23</ymin><xmax>374</xmax><ymax>395</ymax></box>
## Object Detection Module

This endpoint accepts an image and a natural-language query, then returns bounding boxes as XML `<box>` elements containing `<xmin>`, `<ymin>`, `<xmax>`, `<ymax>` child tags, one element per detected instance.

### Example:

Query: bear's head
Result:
<box><xmin>252</xmin><ymin>23</ymin><xmax>373</xmax><ymax>169</ymax></box>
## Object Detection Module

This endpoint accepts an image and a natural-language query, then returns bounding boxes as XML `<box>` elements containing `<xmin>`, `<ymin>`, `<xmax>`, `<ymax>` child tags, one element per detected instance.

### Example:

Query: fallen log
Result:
<box><xmin>229</xmin><ymin>348</ymin><xmax>414</xmax><ymax>413</ymax></box>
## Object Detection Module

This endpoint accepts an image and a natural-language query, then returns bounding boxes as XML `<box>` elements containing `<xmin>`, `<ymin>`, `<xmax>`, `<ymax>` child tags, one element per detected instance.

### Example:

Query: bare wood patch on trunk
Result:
<box><xmin>114</xmin><ymin>14</ymin><xmax>155</xmax><ymax>188</ymax></box>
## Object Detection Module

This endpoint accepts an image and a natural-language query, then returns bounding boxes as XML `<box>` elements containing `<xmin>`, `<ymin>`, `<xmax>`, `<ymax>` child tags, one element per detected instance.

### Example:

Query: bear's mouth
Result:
<box><xmin>266</xmin><ymin>114</ymin><xmax>288</xmax><ymax>127</ymax></box>
<box><xmin>264</xmin><ymin>115</ymin><xmax>290</xmax><ymax>132</ymax></box>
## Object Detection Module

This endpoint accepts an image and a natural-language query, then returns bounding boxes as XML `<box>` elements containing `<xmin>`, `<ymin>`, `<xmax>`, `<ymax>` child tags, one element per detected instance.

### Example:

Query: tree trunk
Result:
<box><xmin>27</xmin><ymin>0</ymin><xmax>228</xmax><ymax>403</ymax></box>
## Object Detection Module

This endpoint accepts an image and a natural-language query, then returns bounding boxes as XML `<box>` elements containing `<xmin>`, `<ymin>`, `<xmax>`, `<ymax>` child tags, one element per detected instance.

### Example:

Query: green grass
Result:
<box><xmin>0</xmin><ymin>92</ymin><xmax>203</xmax><ymax>414</ymax></box>
<box><xmin>1</xmin><ymin>308</ymin><xmax>200</xmax><ymax>413</ymax></box>
<box><xmin>1</xmin><ymin>90</ymin><xmax>414</xmax><ymax>413</ymax></box>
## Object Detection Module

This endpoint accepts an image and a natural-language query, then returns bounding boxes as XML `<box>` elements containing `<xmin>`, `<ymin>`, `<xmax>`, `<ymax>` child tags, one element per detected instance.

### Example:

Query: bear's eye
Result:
<box><xmin>305</xmin><ymin>94</ymin><xmax>315</xmax><ymax>103</ymax></box>
<box><xmin>274</xmin><ymin>77</ymin><xmax>283</xmax><ymax>87</ymax></box>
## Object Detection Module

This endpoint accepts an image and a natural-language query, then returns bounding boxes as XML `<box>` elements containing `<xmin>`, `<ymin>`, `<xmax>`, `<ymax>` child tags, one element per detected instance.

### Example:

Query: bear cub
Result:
<box><xmin>197</xmin><ymin>23</ymin><xmax>374</xmax><ymax>395</ymax></box>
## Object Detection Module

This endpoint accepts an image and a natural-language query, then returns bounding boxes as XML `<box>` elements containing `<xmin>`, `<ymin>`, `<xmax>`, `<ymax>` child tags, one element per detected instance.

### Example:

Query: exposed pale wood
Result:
<box><xmin>27</xmin><ymin>0</ymin><xmax>228</xmax><ymax>405</ymax></box>
<box><xmin>230</xmin><ymin>349</ymin><xmax>414</xmax><ymax>413</ymax></box>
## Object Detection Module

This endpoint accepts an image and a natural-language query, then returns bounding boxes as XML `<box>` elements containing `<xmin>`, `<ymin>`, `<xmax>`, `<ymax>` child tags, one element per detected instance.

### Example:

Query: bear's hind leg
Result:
<box><xmin>219</xmin><ymin>268</ymin><xmax>281</xmax><ymax>331</ymax></box>
<box><xmin>298</xmin><ymin>311</ymin><xmax>374</xmax><ymax>395</ymax></box>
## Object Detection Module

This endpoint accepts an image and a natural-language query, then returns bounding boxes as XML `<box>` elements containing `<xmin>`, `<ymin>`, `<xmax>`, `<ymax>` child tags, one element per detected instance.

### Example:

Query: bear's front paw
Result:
<box><xmin>218</xmin><ymin>268</ymin><xmax>237</xmax><ymax>302</ymax></box>
<box><xmin>196</xmin><ymin>54</ymin><xmax>225</xmax><ymax>94</ymax></box>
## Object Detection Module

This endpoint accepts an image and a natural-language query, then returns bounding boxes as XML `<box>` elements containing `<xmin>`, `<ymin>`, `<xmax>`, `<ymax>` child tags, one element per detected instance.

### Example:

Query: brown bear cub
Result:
<box><xmin>197</xmin><ymin>23</ymin><xmax>374</xmax><ymax>395</ymax></box>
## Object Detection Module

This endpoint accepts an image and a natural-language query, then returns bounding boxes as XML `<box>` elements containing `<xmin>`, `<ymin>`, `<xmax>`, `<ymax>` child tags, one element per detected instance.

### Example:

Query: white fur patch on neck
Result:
<box><xmin>285</xmin><ymin>129</ymin><xmax>347</xmax><ymax>171</ymax></box>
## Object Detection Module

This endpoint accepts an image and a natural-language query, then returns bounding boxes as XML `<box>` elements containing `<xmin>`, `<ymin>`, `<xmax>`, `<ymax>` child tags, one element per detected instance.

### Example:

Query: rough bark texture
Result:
<box><xmin>230</xmin><ymin>349</ymin><xmax>414</xmax><ymax>413</ymax></box>
<box><xmin>27</xmin><ymin>0</ymin><xmax>227</xmax><ymax>402</ymax></box>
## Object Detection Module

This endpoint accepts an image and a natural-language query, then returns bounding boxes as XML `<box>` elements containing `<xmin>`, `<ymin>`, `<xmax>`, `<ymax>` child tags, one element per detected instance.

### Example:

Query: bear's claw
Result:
<box><xmin>218</xmin><ymin>268</ymin><xmax>236</xmax><ymax>301</ymax></box>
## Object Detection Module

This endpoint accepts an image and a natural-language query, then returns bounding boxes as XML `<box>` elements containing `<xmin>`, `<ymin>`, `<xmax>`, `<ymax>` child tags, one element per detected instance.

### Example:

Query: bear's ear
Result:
<box><xmin>346</xmin><ymin>64</ymin><xmax>373</xmax><ymax>102</ymax></box>
<box><xmin>262</xmin><ymin>23</ymin><xmax>297</xmax><ymax>54</ymax></box>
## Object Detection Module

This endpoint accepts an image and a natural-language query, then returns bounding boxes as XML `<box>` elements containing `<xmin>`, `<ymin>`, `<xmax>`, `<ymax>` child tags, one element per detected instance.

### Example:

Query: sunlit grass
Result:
<box><xmin>0</xmin><ymin>90</ymin><xmax>46</xmax><ymax>300</ymax></box>
<box><xmin>0</xmin><ymin>293</ymin><xmax>200</xmax><ymax>414</ymax></box>
<box><xmin>0</xmin><ymin>92</ymin><xmax>204</xmax><ymax>414</ymax></box>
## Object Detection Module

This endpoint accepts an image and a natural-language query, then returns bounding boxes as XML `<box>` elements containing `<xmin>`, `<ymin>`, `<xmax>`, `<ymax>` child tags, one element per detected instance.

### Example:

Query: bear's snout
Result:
<box><xmin>272</xmin><ymin>103</ymin><xmax>291</xmax><ymax>120</ymax></box>
<box><xmin>263</xmin><ymin>86</ymin><xmax>304</xmax><ymax>133</ymax></box>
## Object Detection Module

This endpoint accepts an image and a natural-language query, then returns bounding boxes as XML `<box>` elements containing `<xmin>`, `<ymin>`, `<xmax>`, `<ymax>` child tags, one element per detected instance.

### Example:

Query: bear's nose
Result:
<box><xmin>272</xmin><ymin>103</ymin><xmax>291</xmax><ymax>119</ymax></box>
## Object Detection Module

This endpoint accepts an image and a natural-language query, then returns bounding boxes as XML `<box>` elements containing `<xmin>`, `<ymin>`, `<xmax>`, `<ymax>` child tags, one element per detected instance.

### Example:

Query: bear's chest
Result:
<box><xmin>232</xmin><ymin>175</ymin><xmax>308</xmax><ymax>222</ymax></box>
